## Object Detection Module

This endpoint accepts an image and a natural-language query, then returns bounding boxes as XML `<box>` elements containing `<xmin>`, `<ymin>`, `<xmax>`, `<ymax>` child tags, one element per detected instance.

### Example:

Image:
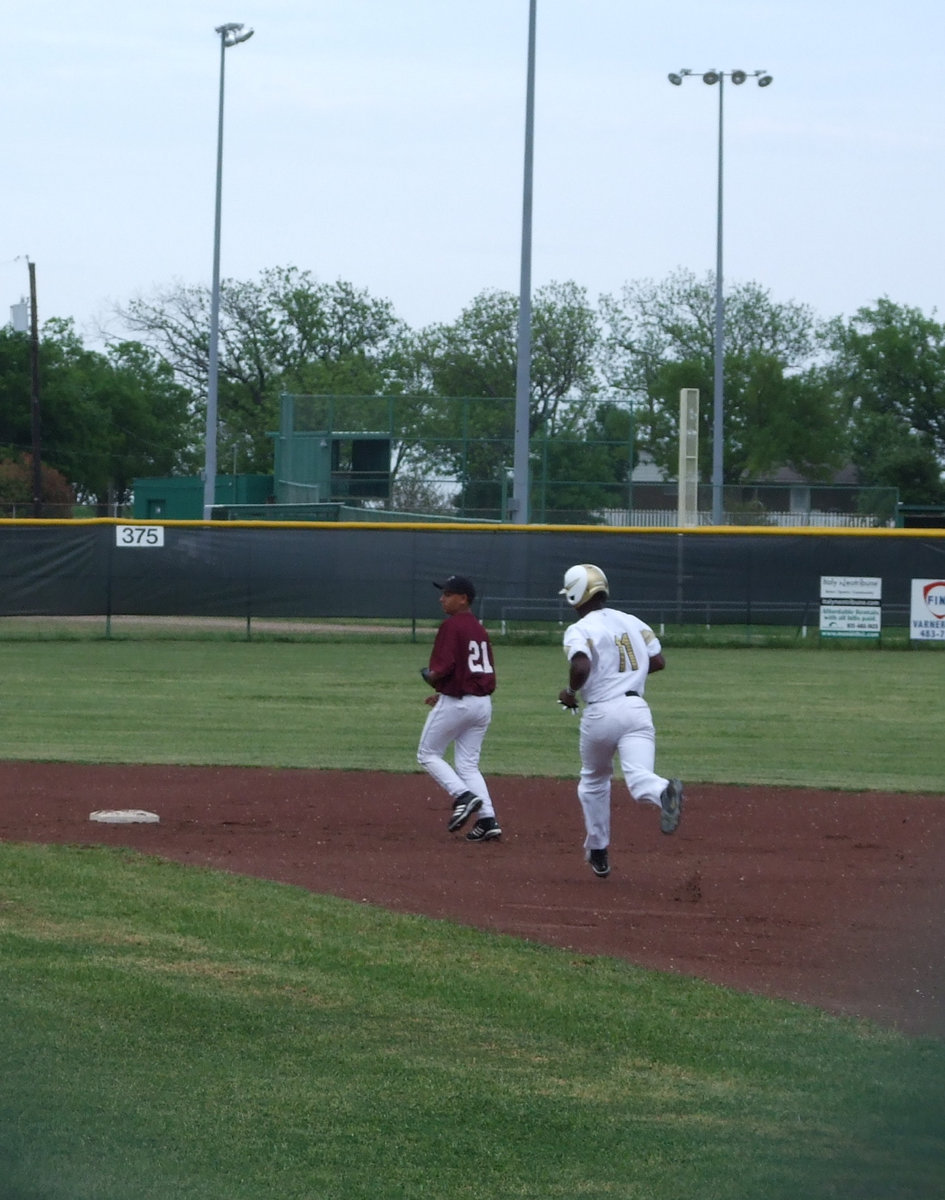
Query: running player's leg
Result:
<box><xmin>577</xmin><ymin>712</ymin><xmax>616</xmax><ymax>850</ymax></box>
<box><xmin>616</xmin><ymin>704</ymin><xmax>667</xmax><ymax>807</ymax></box>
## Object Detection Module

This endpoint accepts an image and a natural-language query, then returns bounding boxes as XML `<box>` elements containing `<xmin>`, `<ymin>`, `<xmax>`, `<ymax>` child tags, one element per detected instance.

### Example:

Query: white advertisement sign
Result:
<box><xmin>820</xmin><ymin>576</ymin><xmax>882</xmax><ymax>601</ymax></box>
<box><xmin>819</xmin><ymin>576</ymin><xmax>882</xmax><ymax>638</ymax></box>
<box><xmin>909</xmin><ymin>579</ymin><xmax>945</xmax><ymax>641</ymax></box>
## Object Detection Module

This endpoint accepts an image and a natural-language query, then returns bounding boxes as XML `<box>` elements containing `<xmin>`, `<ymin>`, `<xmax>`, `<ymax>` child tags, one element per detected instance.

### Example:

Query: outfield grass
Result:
<box><xmin>2</xmin><ymin>843</ymin><xmax>942</xmax><ymax>1200</ymax></box>
<box><xmin>0</xmin><ymin>639</ymin><xmax>941</xmax><ymax>790</ymax></box>
<box><xmin>1</xmin><ymin>637</ymin><xmax>942</xmax><ymax>1195</ymax></box>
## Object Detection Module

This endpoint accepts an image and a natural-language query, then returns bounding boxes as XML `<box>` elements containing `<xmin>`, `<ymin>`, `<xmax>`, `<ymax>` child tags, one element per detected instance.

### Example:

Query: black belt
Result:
<box><xmin>625</xmin><ymin>690</ymin><xmax>640</xmax><ymax>697</ymax></box>
<box><xmin>588</xmin><ymin>690</ymin><xmax>639</xmax><ymax>705</ymax></box>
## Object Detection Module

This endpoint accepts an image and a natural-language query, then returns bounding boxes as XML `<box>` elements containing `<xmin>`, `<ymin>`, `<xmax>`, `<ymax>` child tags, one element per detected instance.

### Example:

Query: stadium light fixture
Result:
<box><xmin>667</xmin><ymin>68</ymin><xmax>773</xmax><ymax>525</ymax></box>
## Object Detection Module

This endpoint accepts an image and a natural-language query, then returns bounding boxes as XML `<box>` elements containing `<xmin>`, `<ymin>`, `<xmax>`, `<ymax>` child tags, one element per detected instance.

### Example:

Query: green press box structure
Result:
<box><xmin>132</xmin><ymin>475</ymin><xmax>274</xmax><ymax>520</ymax></box>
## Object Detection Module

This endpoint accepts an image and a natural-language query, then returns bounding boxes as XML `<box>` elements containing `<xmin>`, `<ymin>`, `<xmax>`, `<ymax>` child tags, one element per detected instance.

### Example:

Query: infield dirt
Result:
<box><xmin>1</xmin><ymin>762</ymin><xmax>941</xmax><ymax>1038</ymax></box>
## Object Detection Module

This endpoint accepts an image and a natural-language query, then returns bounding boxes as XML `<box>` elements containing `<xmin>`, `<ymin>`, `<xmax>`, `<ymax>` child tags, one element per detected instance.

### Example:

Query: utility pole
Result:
<box><xmin>28</xmin><ymin>260</ymin><xmax>42</xmax><ymax>517</ymax></box>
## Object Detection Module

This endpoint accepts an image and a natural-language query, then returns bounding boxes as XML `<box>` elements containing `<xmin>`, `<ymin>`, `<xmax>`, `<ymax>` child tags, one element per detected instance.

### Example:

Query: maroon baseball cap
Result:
<box><xmin>433</xmin><ymin>575</ymin><xmax>476</xmax><ymax>600</ymax></box>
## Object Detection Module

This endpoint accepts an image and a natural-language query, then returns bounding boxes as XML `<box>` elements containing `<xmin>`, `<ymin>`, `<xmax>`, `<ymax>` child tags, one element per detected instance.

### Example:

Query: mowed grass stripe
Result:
<box><xmin>0</xmin><ymin>640</ymin><xmax>942</xmax><ymax>790</ymax></box>
<box><xmin>1</xmin><ymin>842</ymin><xmax>942</xmax><ymax>1200</ymax></box>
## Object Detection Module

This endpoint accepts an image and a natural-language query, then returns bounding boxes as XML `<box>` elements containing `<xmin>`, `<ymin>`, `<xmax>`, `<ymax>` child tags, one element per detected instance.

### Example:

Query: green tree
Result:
<box><xmin>118</xmin><ymin>267</ymin><xmax>409</xmax><ymax>473</ymax></box>
<box><xmin>826</xmin><ymin>299</ymin><xmax>945</xmax><ymax>504</ymax></box>
<box><xmin>0</xmin><ymin>454</ymin><xmax>74</xmax><ymax>516</ymax></box>
<box><xmin>0</xmin><ymin>322</ymin><xmax>193</xmax><ymax>509</ymax></box>
<box><xmin>599</xmin><ymin>269</ymin><xmax>841</xmax><ymax>483</ymax></box>
<box><xmin>413</xmin><ymin>282</ymin><xmax>600</xmax><ymax>514</ymax></box>
<box><xmin>535</xmin><ymin>401</ymin><xmax>637</xmax><ymax>521</ymax></box>
<box><xmin>418</xmin><ymin>281</ymin><xmax>598</xmax><ymax>430</ymax></box>
<box><xmin>0</xmin><ymin>327</ymin><xmax>33</xmax><ymax>460</ymax></box>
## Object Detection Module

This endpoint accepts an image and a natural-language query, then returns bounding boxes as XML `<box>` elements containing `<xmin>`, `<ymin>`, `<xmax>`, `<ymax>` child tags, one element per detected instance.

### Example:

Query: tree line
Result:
<box><xmin>1</xmin><ymin>264</ymin><xmax>943</xmax><ymax>514</ymax></box>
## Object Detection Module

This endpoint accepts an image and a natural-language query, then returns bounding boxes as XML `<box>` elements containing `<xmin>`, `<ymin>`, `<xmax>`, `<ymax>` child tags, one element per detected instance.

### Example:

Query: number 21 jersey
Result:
<box><xmin>429</xmin><ymin>611</ymin><xmax>497</xmax><ymax>697</ymax></box>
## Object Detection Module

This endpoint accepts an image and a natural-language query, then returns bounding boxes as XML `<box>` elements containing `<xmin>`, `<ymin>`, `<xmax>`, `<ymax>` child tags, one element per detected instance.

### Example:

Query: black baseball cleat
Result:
<box><xmin>448</xmin><ymin>791</ymin><xmax>483</xmax><ymax>832</ymax></box>
<box><xmin>587</xmin><ymin>848</ymin><xmax>610</xmax><ymax>878</ymax></box>
<box><xmin>466</xmin><ymin>816</ymin><xmax>501</xmax><ymax>842</ymax></box>
<box><xmin>659</xmin><ymin>778</ymin><xmax>684</xmax><ymax>834</ymax></box>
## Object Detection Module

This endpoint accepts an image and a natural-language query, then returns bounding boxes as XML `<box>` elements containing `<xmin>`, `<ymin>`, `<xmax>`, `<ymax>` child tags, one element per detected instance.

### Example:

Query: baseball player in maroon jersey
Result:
<box><xmin>557</xmin><ymin>563</ymin><xmax>683</xmax><ymax>878</ymax></box>
<box><xmin>417</xmin><ymin>574</ymin><xmax>501</xmax><ymax>841</ymax></box>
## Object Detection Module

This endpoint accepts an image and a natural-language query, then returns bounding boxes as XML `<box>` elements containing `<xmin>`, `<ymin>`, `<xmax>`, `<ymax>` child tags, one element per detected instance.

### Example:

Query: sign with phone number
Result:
<box><xmin>909</xmin><ymin>579</ymin><xmax>945</xmax><ymax>640</ymax></box>
<box><xmin>116</xmin><ymin>525</ymin><xmax>164</xmax><ymax>547</ymax></box>
<box><xmin>819</xmin><ymin>575</ymin><xmax>881</xmax><ymax>638</ymax></box>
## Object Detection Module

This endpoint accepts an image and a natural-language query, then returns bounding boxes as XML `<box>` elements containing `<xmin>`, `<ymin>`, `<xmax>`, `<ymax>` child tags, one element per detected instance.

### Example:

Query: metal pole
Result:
<box><xmin>28</xmin><ymin>260</ymin><xmax>41</xmax><ymax>517</ymax></box>
<box><xmin>203</xmin><ymin>30</ymin><xmax>227</xmax><ymax>521</ymax></box>
<box><xmin>669</xmin><ymin>68</ymin><xmax>771</xmax><ymax>525</ymax></box>
<box><xmin>511</xmin><ymin>0</ymin><xmax>536</xmax><ymax>524</ymax></box>
<box><xmin>711</xmin><ymin>75</ymin><xmax>725</xmax><ymax>526</ymax></box>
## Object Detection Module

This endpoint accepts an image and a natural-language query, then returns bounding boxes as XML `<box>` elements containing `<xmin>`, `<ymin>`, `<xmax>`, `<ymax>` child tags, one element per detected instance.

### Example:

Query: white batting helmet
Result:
<box><xmin>559</xmin><ymin>564</ymin><xmax>609</xmax><ymax>608</ymax></box>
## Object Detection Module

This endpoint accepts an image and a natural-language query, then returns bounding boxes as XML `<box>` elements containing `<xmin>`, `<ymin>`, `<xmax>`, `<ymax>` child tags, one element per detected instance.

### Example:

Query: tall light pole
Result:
<box><xmin>668</xmin><ymin>68</ymin><xmax>772</xmax><ymax>525</ymax></box>
<box><xmin>203</xmin><ymin>22</ymin><xmax>254</xmax><ymax>521</ymax></box>
<box><xmin>511</xmin><ymin>0</ymin><xmax>537</xmax><ymax>524</ymax></box>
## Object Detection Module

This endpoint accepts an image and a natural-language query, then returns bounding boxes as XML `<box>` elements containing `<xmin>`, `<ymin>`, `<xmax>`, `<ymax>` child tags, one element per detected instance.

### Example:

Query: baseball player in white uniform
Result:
<box><xmin>557</xmin><ymin>564</ymin><xmax>683</xmax><ymax>878</ymax></box>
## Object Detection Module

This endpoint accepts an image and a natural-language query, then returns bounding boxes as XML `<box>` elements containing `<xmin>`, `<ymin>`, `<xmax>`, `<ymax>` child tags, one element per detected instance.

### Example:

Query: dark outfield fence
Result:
<box><xmin>1</xmin><ymin>519</ymin><xmax>944</xmax><ymax>629</ymax></box>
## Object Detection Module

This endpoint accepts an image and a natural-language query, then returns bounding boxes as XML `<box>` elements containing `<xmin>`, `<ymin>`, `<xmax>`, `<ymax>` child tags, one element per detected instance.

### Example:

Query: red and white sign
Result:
<box><xmin>909</xmin><ymin>579</ymin><xmax>945</xmax><ymax>640</ymax></box>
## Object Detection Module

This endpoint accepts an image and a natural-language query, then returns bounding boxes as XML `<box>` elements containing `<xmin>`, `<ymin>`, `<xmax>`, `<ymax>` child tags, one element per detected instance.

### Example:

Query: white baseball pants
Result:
<box><xmin>417</xmin><ymin>693</ymin><xmax>495</xmax><ymax>817</ymax></box>
<box><xmin>577</xmin><ymin>696</ymin><xmax>667</xmax><ymax>850</ymax></box>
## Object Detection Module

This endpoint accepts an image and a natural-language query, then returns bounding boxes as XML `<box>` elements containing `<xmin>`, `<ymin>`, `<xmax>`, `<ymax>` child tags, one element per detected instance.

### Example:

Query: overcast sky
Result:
<box><xmin>5</xmin><ymin>0</ymin><xmax>944</xmax><ymax>347</ymax></box>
